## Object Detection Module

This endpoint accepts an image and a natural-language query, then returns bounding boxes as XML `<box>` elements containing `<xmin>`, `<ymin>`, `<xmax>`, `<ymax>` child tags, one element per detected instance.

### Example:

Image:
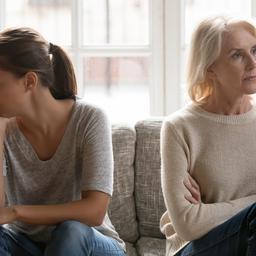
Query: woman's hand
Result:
<box><xmin>0</xmin><ymin>117</ymin><xmax>16</xmax><ymax>137</ymax></box>
<box><xmin>183</xmin><ymin>174</ymin><xmax>201</xmax><ymax>204</ymax></box>
<box><xmin>0</xmin><ymin>117</ymin><xmax>9</xmax><ymax>135</ymax></box>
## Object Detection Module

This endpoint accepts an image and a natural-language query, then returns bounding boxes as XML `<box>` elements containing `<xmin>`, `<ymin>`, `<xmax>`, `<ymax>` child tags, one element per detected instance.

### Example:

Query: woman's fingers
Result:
<box><xmin>183</xmin><ymin>175</ymin><xmax>201</xmax><ymax>204</ymax></box>
<box><xmin>188</xmin><ymin>174</ymin><xmax>200</xmax><ymax>190</ymax></box>
<box><xmin>184</xmin><ymin>194</ymin><xmax>199</xmax><ymax>204</ymax></box>
<box><xmin>184</xmin><ymin>182</ymin><xmax>200</xmax><ymax>202</ymax></box>
<box><xmin>190</xmin><ymin>187</ymin><xmax>201</xmax><ymax>202</ymax></box>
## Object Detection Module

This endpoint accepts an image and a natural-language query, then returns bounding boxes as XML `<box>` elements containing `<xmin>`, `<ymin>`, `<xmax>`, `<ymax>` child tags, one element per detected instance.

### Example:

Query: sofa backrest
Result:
<box><xmin>109</xmin><ymin>119</ymin><xmax>167</xmax><ymax>242</ymax></box>
<box><xmin>135</xmin><ymin>119</ymin><xmax>166</xmax><ymax>238</ymax></box>
<box><xmin>109</xmin><ymin>124</ymin><xmax>139</xmax><ymax>243</ymax></box>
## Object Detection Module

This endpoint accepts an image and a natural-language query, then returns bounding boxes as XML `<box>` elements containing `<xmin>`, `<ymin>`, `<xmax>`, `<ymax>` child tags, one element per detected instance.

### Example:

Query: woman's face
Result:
<box><xmin>0</xmin><ymin>69</ymin><xmax>27</xmax><ymax>117</ymax></box>
<box><xmin>210</xmin><ymin>25</ymin><xmax>256</xmax><ymax>99</ymax></box>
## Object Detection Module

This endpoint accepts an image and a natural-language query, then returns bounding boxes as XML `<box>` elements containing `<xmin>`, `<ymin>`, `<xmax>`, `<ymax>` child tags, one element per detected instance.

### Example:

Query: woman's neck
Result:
<box><xmin>17</xmin><ymin>89</ymin><xmax>74</xmax><ymax>137</ymax></box>
<box><xmin>200</xmin><ymin>95</ymin><xmax>253</xmax><ymax>115</ymax></box>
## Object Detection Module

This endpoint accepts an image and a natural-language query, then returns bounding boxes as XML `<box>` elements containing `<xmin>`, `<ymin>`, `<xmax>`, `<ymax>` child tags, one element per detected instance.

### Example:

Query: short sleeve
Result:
<box><xmin>81</xmin><ymin>107</ymin><xmax>113</xmax><ymax>196</ymax></box>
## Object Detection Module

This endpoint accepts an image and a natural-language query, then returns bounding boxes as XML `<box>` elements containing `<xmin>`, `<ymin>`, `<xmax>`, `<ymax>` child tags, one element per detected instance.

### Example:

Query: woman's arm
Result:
<box><xmin>161</xmin><ymin>120</ymin><xmax>256</xmax><ymax>241</ymax></box>
<box><xmin>0</xmin><ymin>117</ymin><xmax>12</xmax><ymax>207</ymax></box>
<box><xmin>0</xmin><ymin>134</ymin><xmax>5</xmax><ymax>207</ymax></box>
<box><xmin>3</xmin><ymin>190</ymin><xmax>109</xmax><ymax>226</ymax></box>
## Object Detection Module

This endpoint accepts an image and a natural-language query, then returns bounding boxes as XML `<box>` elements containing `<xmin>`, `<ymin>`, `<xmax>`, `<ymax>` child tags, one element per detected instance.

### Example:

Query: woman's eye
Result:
<box><xmin>231</xmin><ymin>52</ymin><xmax>242</xmax><ymax>59</ymax></box>
<box><xmin>252</xmin><ymin>48</ymin><xmax>256</xmax><ymax>55</ymax></box>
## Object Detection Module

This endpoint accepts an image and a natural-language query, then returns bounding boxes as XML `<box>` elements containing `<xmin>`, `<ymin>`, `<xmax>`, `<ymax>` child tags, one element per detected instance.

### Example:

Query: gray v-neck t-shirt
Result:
<box><xmin>3</xmin><ymin>99</ymin><xmax>125</xmax><ymax>250</ymax></box>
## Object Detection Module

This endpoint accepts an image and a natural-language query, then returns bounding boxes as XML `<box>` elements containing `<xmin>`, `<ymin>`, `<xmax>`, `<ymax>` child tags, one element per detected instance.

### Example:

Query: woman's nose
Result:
<box><xmin>246</xmin><ymin>55</ymin><xmax>256</xmax><ymax>69</ymax></box>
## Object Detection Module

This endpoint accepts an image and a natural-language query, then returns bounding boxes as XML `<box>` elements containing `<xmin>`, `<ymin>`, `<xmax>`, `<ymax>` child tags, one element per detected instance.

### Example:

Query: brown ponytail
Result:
<box><xmin>0</xmin><ymin>27</ymin><xmax>77</xmax><ymax>100</ymax></box>
<box><xmin>48</xmin><ymin>43</ymin><xmax>77</xmax><ymax>99</ymax></box>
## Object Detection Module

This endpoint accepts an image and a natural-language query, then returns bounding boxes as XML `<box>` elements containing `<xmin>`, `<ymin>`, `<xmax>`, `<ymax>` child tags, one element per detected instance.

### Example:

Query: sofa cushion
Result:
<box><xmin>135</xmin><ymin>119</ymin><xmax>166</xmax><ymax>238</ymax></box>
<box><xmin>126</xmin><ymin>242</ymin><xmax>138</xmax><ymax>256</ymax></box>
<box><xmin>136</xmin><ymin>237</ymin><xmax>166</xmax><ymax>256</ymax></box>
<box><xmin>109</xmin><ymin>125</ymin><xmax>139</xmax><ymax>243</ymax></box>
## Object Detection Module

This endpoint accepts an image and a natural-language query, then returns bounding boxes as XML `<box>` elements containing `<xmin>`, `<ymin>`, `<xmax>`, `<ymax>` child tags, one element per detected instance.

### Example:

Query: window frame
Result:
<box><xmin>3</xmin><ymin>0</ymin><xmax>255</xmax><ymax>117</ymax></box>
<box><xmin>0</xmin><ymin>0</ymin><xmax>166</xmax><ymax>118</ymax></box>
<box><xmin>164</xmin><ymin>0</ymin><xmax>184</xmax><ymax>115</ymax></box>
<box><xmin>0</xmin><ymin>0</ymin><xmax>5</xmax><ymax>30</ymax></box>
<box><xmin>2</xmin><ymin>0</ymin><xmax>256</xmax><ymax>117</ymax></box>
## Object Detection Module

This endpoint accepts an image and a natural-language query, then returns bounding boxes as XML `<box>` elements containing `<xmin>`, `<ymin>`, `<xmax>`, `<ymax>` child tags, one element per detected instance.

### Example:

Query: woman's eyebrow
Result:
<box><xmin>228</xmin><ymin>44</ymin><xmax>256</xmax><ymax>53</ymax></box>
<box><xmin>227</xmin><ymin>48</ymin><xmax>241</xmax><ymax>54</ymax></box>
<box><xmin>229</xmin><ymin>48</ymin><xmax>241</xmax><ymax>51</ymax></box>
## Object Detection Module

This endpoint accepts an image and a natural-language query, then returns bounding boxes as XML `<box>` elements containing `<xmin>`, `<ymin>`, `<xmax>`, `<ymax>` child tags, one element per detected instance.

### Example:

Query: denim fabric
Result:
<box><xmin>175</xmin><ymin>203</ymin><xmax>256</xmax><ymax>256</ymax></box>
<box><xmin>0</xmin><ymin>221</ymin><xmax>126</xmax><ymax>256</ymax></box>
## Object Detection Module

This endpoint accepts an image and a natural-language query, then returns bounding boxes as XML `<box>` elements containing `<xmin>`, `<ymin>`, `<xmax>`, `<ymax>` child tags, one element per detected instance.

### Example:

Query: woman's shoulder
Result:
<box><xmin>164</xmin><ymin>103</ymin><xmax>198</xmax><ymax>128</ymax></box>
<box><xmin>71</xmin><ymin>98</ymin><xmax>111</xmax><ymax>140</ymax></box>
<box><xmin>72</xmin><ymin>98</ymin><xmax>111</xmax><ymax>144</ymax></box>
<box><xmin>74</xmin><ymin>98</ymin><xmax>108</xmax><ymax>122</ymax></box>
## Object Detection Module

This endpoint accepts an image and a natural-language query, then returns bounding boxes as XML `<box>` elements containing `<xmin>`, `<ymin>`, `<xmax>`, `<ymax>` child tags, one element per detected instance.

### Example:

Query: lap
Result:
<box><xmin>0</xmin><ymin>226</ymin><xmax>43</xmax><ymax>256</ymax></box>
<box><xmin>0</xmin><ymin>221</ymin><xmax>125</xmax><ymax>256</ymax></box>
<box><xmin>175</xmin><ymin>202</ymin><xmax>256</xmax><ymax>256</ymax></box>
<box><xmin>45</xmin><ymin>220</ymin><xmax>125</xmax><ymax>256</ymax></box>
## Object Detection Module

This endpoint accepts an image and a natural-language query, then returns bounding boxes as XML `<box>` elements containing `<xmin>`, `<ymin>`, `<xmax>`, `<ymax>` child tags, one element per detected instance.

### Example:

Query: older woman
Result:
<box><xmin>160</xmin><ymin>16</ymin><xmax>256</xmax><ymax>255</ymax></box>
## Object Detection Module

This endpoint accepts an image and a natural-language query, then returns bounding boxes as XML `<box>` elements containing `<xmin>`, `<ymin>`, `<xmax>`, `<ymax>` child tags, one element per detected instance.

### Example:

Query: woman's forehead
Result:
<box><xmin>222</xmin><ymin>26</ymin><xmax>256</xmax><ymax>50</ymax></box>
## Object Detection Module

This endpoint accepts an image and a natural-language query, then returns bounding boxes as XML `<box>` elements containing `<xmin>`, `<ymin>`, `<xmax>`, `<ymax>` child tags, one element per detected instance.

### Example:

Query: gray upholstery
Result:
<box><xmin>137</xmin><ymin>237</ymin><xmax>166</xmax><ymax>256</ymax></box>
<box><xmin>126</xmin><ymin>242</ymin><xmax>138</xmax><ymax>256</ymax></box>
<box><xmin>135</xmin><ymin>120</ymin><xmax>166</xmax><ymax>238</ymax></box>
<box><xmin>109</xmin><ymin>120</ymin><xmax>166</xmax><ymax>256</ymax></box>
<box><xmin>109</xmin><ymin>125</ymin><xmax>139</xmax><ymax>243</ymax></box>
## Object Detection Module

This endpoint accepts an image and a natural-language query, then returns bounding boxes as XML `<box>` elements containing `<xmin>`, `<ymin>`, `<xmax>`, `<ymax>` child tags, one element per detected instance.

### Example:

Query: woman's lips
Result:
<box><xmin>244</xmin><ymin>76</ymin><xmax>256</xmax><ymax>81</ymax></box>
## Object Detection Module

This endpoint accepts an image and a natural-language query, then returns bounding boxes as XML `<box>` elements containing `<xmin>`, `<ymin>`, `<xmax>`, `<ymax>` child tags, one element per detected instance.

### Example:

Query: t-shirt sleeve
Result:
<box><xmin>80</xmin><ymin>107</ymin><xmax>113</xmax><ymax>196</ymax></box>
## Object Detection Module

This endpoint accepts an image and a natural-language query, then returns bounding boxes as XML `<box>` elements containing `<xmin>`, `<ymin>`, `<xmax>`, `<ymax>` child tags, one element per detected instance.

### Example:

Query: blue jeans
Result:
<box><xmin>0</xmin><ymin>220</ymin><xmax>126</xmax><ymax>256</ymax></box>
<box><xmin>175</xmin><ymin>202</ymin><xmax>256</xmax><ymax>256</ymax></box>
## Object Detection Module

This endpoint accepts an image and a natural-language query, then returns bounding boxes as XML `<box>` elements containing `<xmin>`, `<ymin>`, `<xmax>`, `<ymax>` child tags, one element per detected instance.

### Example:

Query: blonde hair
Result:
<box><xmin>187</xmin><ymin>16</ymin><xmax>256</xmax><ymax>103</ymax></box>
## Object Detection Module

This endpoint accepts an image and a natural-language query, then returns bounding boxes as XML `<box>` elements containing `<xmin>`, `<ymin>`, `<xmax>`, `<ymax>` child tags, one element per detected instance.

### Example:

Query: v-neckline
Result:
<box><xmin>15</xmin><ymin>101</ymin><xmax>77</xmax><ymax>163</ymax></box>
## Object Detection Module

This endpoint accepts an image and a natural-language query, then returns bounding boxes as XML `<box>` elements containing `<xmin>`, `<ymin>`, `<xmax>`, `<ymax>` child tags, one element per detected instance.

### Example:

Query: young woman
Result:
<box><xmin>0</xmin><ymin>27</ymin><xmax>126</xmax><ymax>255</ymax></box>
<box><xmin>160</xmin><ymin>16</ymin><xmax>256</xmax><ymax>255</ymax></box>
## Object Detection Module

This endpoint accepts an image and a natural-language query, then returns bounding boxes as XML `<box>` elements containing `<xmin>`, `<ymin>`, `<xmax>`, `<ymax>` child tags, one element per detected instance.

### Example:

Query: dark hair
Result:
<box><xmin>0</xmin><ymin>27</ymin><xmax>77</xmax><ymax>99</ymax></box>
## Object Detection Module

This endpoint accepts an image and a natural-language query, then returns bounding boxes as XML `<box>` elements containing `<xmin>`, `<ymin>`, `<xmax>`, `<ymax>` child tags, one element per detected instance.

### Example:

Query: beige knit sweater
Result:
<box><xmin>160</xmin><ymin>103</ymin><xmax>256</xmax><ymax>255</ymax></box>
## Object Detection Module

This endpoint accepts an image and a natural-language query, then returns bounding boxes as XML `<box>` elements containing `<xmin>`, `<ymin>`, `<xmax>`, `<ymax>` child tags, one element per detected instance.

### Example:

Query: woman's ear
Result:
<box><xmin>24</xmin><ymin>72</ymin><xmax>38</xmax><ymax>91</ymax></box>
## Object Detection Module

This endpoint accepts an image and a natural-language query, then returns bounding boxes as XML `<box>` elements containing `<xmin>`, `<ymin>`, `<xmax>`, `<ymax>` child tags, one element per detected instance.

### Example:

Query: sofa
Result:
<box><xmin>109</xmin><ymin>119</ymin><xmax>167</xmax><ymax>256</ymax></box>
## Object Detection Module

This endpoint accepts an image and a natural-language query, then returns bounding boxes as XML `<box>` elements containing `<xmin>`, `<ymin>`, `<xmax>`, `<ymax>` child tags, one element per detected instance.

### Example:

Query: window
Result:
<box><xmin>4</xmin><ymin>1</ymin><xmax>251</xmax><ymax>119</ymax></box>
<box><xmin>4</xmin><ymin>0</ymin><xmax>72</xmax><ymax>45</ymax></box>
<box><xmin>0</xmin><ymin>0</ymin><xmax>164</xmax><ymax>124</ymax></box>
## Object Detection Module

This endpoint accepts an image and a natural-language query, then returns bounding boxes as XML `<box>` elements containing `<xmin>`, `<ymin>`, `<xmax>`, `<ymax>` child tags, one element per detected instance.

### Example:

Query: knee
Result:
<box><xmin>52</xmin><ymin>221</ymin><xmax>93</xmax><ymax>240</ymax></box>
<box><xmin>46</xmin><ymin>221</ymin><xmax>93</xmax><ymax>255</ymax></box>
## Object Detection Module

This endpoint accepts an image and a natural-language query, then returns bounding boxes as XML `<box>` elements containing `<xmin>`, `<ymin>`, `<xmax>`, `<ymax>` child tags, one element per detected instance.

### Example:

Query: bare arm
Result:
<box><xmin>0</xmin><ymin>134</ymin><xmax>4</xmax><ymax>207</ymax></box>
<box><xmin>3</xmin><ymin>190</ymin><xmax>109</xmax><ymax>226</ymax></box>
<box><xmin>0</xmin><ymin>117</ymin><xmax>26</xmax><ymax>207</ymax></box>
<box><xmin>0</xmin><ymin>117</ymin><xmax>12</xmax><ymax>207</ymax></box>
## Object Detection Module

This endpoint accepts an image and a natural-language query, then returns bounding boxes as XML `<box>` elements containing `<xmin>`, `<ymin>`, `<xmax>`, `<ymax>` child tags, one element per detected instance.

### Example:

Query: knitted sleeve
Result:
<box><xmin>161</xmin><ymin>120</ymin><xmax>256</xmax><ymax>241</ymax></box>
